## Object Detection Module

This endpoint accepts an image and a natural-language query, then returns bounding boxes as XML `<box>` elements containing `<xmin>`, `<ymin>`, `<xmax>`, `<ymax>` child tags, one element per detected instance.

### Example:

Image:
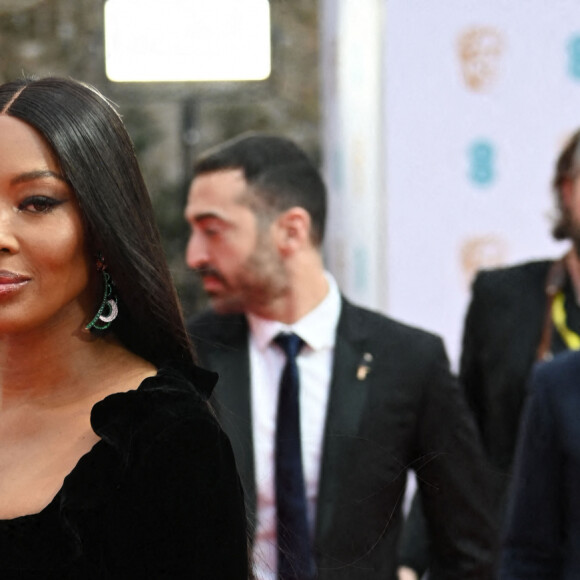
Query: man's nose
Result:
<box><xmin>185</xmin><ymin>233</ymin><xmax>208</xmax><ymax>270</ymax></box>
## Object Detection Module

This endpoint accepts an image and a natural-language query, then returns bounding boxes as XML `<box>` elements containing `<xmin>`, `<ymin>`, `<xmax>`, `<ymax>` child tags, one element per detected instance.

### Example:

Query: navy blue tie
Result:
<box><xmin>274</xmin><ymin>333</ymin><xmax>315</xmax><ymax>580</ymax></box>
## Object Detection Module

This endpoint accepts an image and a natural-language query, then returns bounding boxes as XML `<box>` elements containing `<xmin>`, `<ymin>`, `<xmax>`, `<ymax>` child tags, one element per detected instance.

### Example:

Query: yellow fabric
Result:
<box><xmin>552</xmin><ymin>291</ymin><xmax>580</xmax><ymax>350</ymax></box>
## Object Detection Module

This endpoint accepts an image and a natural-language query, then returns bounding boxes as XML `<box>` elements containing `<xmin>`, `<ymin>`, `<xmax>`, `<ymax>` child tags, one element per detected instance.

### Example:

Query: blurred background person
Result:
<box><xmin>0</xmin><ymin>76</ymin><xmax>248</xmax><ymax>578</ymax></box>
<box><xmin>391</xmin><ymin>129</ymin><xmax>580</xmax><ymax>579</ymax></box>
<box><xmin>500</xmin><ymin>349</ymin><xmax>580</xmax><ymax>578</ymax></box>
<box><xmin>460</xmin><ymin>128</ymin><xmax>580</xmax><ymax>532</ymax></box>
<box><xmin>185</xmin><ymin>133</ymin><xmax>497</xmax><ymax>580</ymax></box>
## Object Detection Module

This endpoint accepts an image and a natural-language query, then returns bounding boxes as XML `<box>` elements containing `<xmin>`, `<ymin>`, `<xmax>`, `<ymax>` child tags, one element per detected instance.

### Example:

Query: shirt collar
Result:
<box><xmin>247</xmin><ymin>272</ymin><xmax>342</xmax><ymax>351</ymax></box>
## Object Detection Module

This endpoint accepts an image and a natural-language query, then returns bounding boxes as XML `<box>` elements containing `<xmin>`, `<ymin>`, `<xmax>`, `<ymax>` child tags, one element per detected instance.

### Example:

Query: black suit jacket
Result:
<box><xmin>188</xmin><ymin>298</ymin><xmax>496</xmax><ymax>579</ymax></box>
<box><xmin>500</xmin><ymin>350</ymin><xmax>580</xmax><ymax>578</ymax></box>
<box><xmin>460</xmin><ymin>260</ymin><xmax>554</xmax><ymax>480</ymax></box>
<box><xmin>458</xmin><ymin>258</ymin><xmax>580</xmax><ymax>532</ymax></box>
<box><xmin>401</xmin><ymin>259</ymin><xmax>577</xmax><ymax>574</ymax></box>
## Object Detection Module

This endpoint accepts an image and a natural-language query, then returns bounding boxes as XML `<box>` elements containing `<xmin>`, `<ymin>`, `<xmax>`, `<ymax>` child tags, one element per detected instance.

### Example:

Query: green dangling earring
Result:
<box><xmin>85</xmin><ymin>270</ymin><xmax>119</xmax><ymax>331</ymax></box>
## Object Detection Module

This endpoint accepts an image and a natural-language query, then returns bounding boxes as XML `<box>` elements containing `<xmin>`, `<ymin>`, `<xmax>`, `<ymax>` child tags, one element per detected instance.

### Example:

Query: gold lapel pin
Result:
<box><xmin>356</xmin><ymin>352</ymin><xmax>373</xmax><ymax>380</ymax></box>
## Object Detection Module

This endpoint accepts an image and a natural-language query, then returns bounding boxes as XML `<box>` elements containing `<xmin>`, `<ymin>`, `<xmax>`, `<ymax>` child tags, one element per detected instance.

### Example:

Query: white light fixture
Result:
<box><xmin>104</xmin><ymin>0</ymin><xmax>271</xmax><ymax>82</ymax></box>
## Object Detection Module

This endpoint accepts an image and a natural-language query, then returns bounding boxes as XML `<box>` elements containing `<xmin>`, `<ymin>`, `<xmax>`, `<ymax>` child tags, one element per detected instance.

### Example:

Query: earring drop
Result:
<box><xmin>85</xmin><ymin>270</ymin><xmax>119</xmax><ymax>331</ymax></box>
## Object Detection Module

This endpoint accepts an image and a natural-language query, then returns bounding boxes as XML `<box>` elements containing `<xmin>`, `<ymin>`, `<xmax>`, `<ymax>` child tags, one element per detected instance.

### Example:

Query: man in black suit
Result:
<box><xmin>460</xmin><ymin>128</ymin><xmax>580</xmax><ymax>529</ymax></box>
<box><xmin>400</xmin><ymin>129</ymin><xmax>580</xmax><ymax>578</ymax></box>
<box><xmin>184</xmin><ymin>133</ymin><xmax>496</xmax><ymax>579</ymax></box>
<box><xmin>499</xmin><ymin>350</ymin><xmax>580</xmax><ymax>577</ymax></box>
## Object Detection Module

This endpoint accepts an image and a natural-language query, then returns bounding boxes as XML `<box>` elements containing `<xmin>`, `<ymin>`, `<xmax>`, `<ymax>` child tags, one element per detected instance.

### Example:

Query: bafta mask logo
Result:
<box><xmin>458</xmin><ymin>27</ymin><xmax>504</xmax><ymax>92</ymax></box>
<box><xmin>460</xmin><ymin>235</ymin><xmax>507</xmax><ymax>288</ymax></box>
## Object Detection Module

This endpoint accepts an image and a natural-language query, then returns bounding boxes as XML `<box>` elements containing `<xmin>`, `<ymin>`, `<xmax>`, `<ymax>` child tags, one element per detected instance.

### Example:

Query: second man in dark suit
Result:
<box><xmin>184</xmin><ymin>133</ymin><xmax>496</xmax><ymax>579</ymax></box>
<box><xmin>398</xmin><ymin>129</ymin><xmax>580</xmax><ymax>578</ymax></box>
<box><xmin>460</xmin><ymin>128</ymin><xmax>580</xmax><ymax>532</ymax></box>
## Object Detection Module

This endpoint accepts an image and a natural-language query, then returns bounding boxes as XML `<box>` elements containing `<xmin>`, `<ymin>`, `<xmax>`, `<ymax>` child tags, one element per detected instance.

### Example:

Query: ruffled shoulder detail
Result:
<box><xmin>0</xmin><ymin>365</ymin><xmax>225</xmax><ymax>575</ymax></box>
<box><xmin>88</xmin><ymin>366</ymin><xmax>215</xmax><ymax>460</ymax></box>
<box><xmin>59</xmin><ymin>366</ymin><xmax>219</xmax><ymax>515</ymax></box>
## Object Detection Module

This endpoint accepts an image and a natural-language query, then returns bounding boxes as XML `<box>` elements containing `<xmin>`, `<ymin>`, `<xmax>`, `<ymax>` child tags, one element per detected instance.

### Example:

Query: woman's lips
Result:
<box><xmin>0</xmin><ymin>271</ymin><xmax>30</xmax><ymax>295</ymax></box>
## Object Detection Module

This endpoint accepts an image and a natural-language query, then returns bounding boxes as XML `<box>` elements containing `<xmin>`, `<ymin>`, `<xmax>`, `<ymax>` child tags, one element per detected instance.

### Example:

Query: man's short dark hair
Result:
<box><xmin>194</xmin><ymin>133</ymin><xmax>327</xmax><ymax>246</ymax></box>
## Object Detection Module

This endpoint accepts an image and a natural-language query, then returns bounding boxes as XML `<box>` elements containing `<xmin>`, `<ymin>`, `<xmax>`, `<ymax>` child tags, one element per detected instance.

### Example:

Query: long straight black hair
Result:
<box><xmin>0</xmin><ymin>77</ymin><xmax>195</xmax><ymax>373</ymax></box>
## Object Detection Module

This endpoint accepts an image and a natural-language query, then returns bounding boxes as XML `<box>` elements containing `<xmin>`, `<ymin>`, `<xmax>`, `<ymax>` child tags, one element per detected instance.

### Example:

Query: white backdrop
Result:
<box><xmin>322</xmin><ymin>0</ymin><xmax>580</xmax><ymax>368</ymax></box>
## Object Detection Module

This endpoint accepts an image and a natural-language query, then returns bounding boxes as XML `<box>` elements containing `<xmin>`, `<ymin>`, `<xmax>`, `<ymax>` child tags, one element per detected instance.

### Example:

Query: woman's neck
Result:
<box><xmin>0</xmin><ymin>331</ymin><xmax>155</xmax><ymax>410</ymax></box>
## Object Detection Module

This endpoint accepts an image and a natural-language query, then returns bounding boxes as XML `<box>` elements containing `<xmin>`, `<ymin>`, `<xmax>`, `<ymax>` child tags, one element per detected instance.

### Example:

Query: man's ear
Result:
<box><xmin>274</xmin><ymin>207</ymin><xmax>311</xmax><ymax>254</ymax></box>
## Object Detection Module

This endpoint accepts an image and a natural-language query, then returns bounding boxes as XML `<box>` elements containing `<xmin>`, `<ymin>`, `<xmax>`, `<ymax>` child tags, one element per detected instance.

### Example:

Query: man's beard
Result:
<box><xmin>197</xmin><ymin>237</ymin><xmax>289</xmax><ymax>315</ymax></box>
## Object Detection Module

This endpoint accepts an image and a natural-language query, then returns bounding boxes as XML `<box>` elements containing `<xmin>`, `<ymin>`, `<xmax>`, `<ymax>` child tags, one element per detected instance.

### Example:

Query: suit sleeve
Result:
<box><xmin>397</xmin><ymin>276</ymin><xmax>489</xmax><ymax>577</ymax></box>
<box><xmin>415</xmin><ymin>337</ymin><xmax>498</xmax><ymax>579</ymax></box>
<box><xmin>398</xmin><ymin>283</ymin><xmax>493</xmax><ymax>577</ymax></box>
<box><xmin>499</xmin><ymin>365</ymin><xmax>564</xmax><ymax>579</ymax></box>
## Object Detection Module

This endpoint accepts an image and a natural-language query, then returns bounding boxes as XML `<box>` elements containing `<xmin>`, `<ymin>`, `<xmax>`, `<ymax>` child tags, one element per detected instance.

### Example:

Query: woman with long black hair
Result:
<box><xmin>0</xmin><ymin>76</ymin><xmax>248</xmax><ymax>578</ymax></box>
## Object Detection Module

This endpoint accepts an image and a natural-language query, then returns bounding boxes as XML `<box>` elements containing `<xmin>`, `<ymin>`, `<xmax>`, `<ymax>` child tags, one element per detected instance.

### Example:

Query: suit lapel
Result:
<box><xmin>315</xmin><ymin>300</ymin><xmax>371</xmax><ymax>540</ymax></box>
<box><xmin>204</xmin><ymin>316</ymin><xmax>257</xmax><ymax>521</ymax></box>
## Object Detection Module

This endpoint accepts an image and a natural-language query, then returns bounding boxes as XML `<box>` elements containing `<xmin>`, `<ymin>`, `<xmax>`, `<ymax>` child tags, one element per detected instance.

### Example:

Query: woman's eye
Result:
<box><xmin>19</xmin><ymin>196</ymin><xmax>63</xmax><ymax>213</ymax></box>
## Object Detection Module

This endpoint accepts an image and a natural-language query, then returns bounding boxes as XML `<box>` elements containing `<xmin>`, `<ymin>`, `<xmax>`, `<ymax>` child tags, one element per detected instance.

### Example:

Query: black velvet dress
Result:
<box><xmin>0</xmin><ymin>367</ymin><xmax>249</xmax><ymax>579</ymax></box>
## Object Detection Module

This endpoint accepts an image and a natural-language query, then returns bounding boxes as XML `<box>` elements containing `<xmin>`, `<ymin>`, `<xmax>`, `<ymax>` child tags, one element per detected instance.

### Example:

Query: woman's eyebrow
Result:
<box><xmin>10</xmin><ymin>169</ymin><xmax>67</xmax><ymax>185</ymax></box>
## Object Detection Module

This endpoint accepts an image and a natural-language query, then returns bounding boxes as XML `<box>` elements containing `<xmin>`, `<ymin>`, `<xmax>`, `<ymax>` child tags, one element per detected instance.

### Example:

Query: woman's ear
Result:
<box><xmin>274</xmin><ymin>207</ymin><xmax>311</xmax><ymax>254</ymax></box>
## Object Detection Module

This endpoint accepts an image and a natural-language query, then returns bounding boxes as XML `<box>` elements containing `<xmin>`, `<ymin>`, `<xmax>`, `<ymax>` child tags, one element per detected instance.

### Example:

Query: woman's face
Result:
<box><xmin>0</xmin><ymin>115</ymin><xmax>94</xmax><ymax>335</ymax></box>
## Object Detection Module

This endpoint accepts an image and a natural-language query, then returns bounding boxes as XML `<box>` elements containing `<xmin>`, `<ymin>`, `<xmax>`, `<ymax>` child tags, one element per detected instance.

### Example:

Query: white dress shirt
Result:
<box><xmin>247</xmin><ymin>273</ymin><xmax>342</xmax><ymax>580</ymax></box>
